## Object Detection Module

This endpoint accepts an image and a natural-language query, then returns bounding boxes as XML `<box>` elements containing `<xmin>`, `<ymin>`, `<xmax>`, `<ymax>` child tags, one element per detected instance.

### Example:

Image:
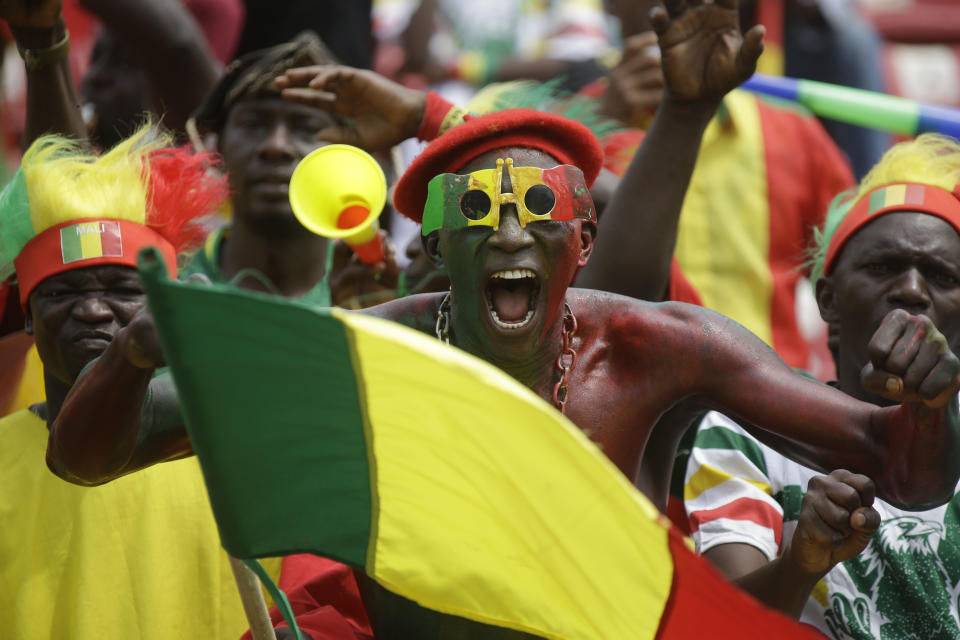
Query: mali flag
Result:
<box><xmin>139</xmin><ymin>249</ymin><xmax>821</xmax><ymax>640</ymax></box>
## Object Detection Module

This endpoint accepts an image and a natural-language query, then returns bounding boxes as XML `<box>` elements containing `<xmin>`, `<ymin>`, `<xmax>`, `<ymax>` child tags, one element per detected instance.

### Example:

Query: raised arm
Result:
<box><xmin>273</xmin><ymin>65</ymin><xmax>427</xmax><ymax>153</ymax></box>
<box><xmin>46</xmin><ymin>311</ymin><xmax>190</xmax><ymax>485</ymax></box>
<box><xmin>662</xmin><ymin>304</ymin><xmax>960</xmax><ymax>510</ymax></box>
<box><xmin>576</xmin><ymin>0</ymin><xmax>764</xmax><ymax>300</ymax></box>
<box><xmin>0</xmin><ymin>0</ymin><xmax>86</xmax><ymax>145</ymax></box>
<box><xmin>78</xmin><ymin>0</ymin><xmax>220</xmax><ymax>134</ymax></box>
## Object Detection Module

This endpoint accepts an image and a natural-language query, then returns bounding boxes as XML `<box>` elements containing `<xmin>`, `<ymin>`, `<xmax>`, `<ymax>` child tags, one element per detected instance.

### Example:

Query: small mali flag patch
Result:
<box><xmin>867</xmin><ymin>184</ymin><xmax>926</xmax><ymax>214</ymax></box>
<box><xmin>60</xmin><ymin>221</ymin><xmax>123</xmax><ymax>264</ymax></box>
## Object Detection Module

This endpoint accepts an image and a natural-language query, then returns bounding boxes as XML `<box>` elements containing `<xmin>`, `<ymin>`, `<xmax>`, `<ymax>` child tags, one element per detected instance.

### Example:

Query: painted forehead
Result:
<box><xmin>456</xmin><ymin>147</ymin><xmax>562</xmax><ymax>174</ymax></box>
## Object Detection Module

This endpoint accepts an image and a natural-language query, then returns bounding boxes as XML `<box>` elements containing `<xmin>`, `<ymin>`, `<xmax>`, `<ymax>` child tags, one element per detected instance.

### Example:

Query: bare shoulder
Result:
<box><xmin>566</xmin><ymin>288</ymin><xmax>723</xmax><ymax>340</ymax></box>
<box><xmin>355</xmin><ymin>292</ymin><xmax>445</xmax><ymax>335</ymax></box>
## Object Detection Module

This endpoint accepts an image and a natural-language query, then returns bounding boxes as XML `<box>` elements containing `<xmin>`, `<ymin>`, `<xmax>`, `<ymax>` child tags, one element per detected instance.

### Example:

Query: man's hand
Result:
<box><xmin>650</xmin><ymin>0</ymin><xmax>765</xmax><ymax>105</ymax></box>
<box><xmin>787</xmin><ymin>470</ymin><xmax>880</xmax><ymax>577</ymax></box>
<box><xmin>115</xmin><ymin>311</ymin><xmax>165</xmax><ymax>369</ymax></box>
<box><xmin>273</xmin><ymin>65</ymin><xmax>426</xmax><ymax>153</ymax></box>
<box><xmin>111</xmin><ymin>272</ymin><xmax>214</xmax><ymax>370</ymax></box>
<box><xmin>861</xmin><ymin>309</ymin><xmax>960</xmax><ymax>408</ymax></box>
<box><xmin>329</xmin><ymin>232</ymin><xmax>401</xmax><ymax>309</ymax></box>
<box><xmin>0</xmin><ymin>0</ymin><xmax>62</xmax><ymax>30</ymax></box>
<box><xmin>600</xmin><ymin>32</ymin><xmax>664</xmax><ymax>127</ymax></box>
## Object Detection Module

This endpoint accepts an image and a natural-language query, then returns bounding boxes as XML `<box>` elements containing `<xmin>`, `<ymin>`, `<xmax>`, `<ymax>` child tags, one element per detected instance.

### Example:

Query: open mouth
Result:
<box><xmin>485</xmin><ymin>269</ymin><xmax>540</xmax><ymax>330</ymax></box>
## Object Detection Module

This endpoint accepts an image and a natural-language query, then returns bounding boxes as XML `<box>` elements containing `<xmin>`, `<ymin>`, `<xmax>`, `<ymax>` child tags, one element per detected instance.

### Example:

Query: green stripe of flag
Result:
<box><xmin>140</xmin><ymin>261</ymin><xmax>374</xmax><ymax>567</ymax></box>
<box><xmin>868</xmin><ymin>188</ymin><xmax>887</xmax><ymax>214</ymax></box>
<box><xmin>60</xmin><ymin>224</ymin><xmax>85</xmax><ymax>262</ymax></box>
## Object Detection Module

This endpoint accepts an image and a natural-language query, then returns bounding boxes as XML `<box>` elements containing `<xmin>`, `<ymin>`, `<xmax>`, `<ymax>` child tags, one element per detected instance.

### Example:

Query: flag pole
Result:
<box><xmin>228</xmin><ymin>554</ymin><xmax>276</xmax><ymax>640</ymax></box>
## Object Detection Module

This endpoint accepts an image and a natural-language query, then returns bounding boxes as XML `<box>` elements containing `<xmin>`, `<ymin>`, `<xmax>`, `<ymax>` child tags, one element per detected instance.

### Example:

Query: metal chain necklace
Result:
<box><xmin>434</xmin><ymin>291</ymin><xmax>578</xmax><ymax>415</ymax></box>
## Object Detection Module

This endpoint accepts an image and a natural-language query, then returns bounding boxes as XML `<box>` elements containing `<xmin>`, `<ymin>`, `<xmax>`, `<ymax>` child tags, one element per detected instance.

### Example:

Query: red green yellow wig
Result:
<box><xmin>810</xmin><ymin>134</ymin><xmax>960</xmax><ymax>283</ymax></box>
<box><xmin>0</xmin><ymin>126</ymin><xmax>228</xmax><ymax>309</ymax></box>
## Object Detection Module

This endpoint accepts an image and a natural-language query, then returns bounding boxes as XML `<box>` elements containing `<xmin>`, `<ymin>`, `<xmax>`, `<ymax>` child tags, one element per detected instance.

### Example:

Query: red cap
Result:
<box><xmin>394</xmin><ymin>108</ymin><xmax>604</xmax><ymax>223</ymax></box>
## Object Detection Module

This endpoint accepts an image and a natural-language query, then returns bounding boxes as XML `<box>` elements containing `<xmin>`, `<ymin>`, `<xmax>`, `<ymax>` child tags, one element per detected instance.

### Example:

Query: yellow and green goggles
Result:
<box><xmin>421</xmin><ymin>158</ymin><xmax>594</xmax><ymax>236</ymax></box>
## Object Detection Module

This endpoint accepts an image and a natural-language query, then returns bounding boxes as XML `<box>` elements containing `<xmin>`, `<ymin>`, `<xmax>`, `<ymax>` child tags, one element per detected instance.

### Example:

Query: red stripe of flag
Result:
<box><xmin>655</xmin><ymin>528</ymin><xmax>824</xmax><ymax>639</ymax></box>
<box><xmin>905</xmin><ymin>184</ymin><xmax>926</xmax><ymax>206</ymax></box>
<box><xmin>99</xmin><ymin>221</ymin><xmax>124</xmax><ymax>257</ymax></box>
<box><xmin>665</xmin><ymin>496</ymin><xmax>693</xmax><ymax>535</ymax></box>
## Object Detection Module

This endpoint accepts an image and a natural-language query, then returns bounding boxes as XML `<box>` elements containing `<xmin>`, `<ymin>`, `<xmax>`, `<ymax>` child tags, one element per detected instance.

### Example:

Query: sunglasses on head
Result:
<box><xmin>422</xmin><ymin>158</ymin><xmax>594</xmax><ymax>235</ymax></box>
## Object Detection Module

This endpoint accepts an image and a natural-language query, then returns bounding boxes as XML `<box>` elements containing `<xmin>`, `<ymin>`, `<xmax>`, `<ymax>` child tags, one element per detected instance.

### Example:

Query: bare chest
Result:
<box><xmin>535</xmin><ymin>341</ymin><xmax>674</xmax><ymax>482</ymax></box>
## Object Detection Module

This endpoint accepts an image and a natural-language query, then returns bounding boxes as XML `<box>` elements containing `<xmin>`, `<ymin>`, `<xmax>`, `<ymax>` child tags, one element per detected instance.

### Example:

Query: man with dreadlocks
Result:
<box><xmin>0</xmin><ymin>126</ymin><xmax>265</xmax><ymax>639</ymax></box>
<box><xmin>679</xmin><ymin>134</ymin><xmax>960</xmax><ymax>639</ymax></box>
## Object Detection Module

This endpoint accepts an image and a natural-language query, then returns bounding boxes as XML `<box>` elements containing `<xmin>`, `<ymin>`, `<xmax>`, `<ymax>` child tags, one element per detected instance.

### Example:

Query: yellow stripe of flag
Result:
<box><xmin>78</xmin><ymin>227</ymin><xmax>104</xmax><ymax>259</ymax></box>
<box><xmin>336</xmin><ymin>309</ymin><xmax>674</xmax><ymax>640</ymax></box>
<box><xmin>884</xmin><ymin>184</ymin><xmax>907</xmax><ymax>208</ymax></box>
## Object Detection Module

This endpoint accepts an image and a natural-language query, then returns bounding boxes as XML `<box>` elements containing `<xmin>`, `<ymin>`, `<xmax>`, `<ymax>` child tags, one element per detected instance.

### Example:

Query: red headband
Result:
<box><xmin>823</xmin><ymin>183</ymin><xmax>960</xmax><ymax>276</ymax></box>
<box><xmin>13</xmin><ymin>218</ymin><xmax>177</xmax><ymax>309</ymax></box>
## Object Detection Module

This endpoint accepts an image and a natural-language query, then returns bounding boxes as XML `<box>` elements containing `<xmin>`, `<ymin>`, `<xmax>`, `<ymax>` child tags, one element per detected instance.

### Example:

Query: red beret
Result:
<box><xmin>393</xmin><ymin>108</ymin><xmax>604</xmax><ymax>223</ymax></box>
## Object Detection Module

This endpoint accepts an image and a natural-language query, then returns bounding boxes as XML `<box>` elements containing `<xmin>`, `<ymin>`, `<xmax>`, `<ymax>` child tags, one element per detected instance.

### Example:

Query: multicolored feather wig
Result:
<box><xmin>0</xmin><ymin>126</ymin><xmax>228</xmax><ymax>308</ymax></box>
<box><xmin>467</xmin><ymin>80</ymin><xmax>626</xmax><ymax>143</ymax></box>
<box><xmin>809</xmin><ymin>134</ymin><xmax>960</xmax><ymax>283</ymax></box>
<box><xmin>467</xmin><ymin>80</ymin><xmax>639</xmax><ymax>177</ymax></box>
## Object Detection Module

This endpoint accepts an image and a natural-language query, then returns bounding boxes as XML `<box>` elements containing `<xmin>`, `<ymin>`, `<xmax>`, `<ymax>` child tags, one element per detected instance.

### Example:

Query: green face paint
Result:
<box><xmin>421</xmin><ymin>158</ymin><xmax>594</xmax><ymax>236</ymax></box>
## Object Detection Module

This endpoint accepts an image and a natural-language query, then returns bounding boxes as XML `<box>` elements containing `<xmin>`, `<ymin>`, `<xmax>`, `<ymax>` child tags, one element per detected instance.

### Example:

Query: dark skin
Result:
<box><xmin>0</xmin><ymin>0</ymin><xmax>219</xmax><ymax>147</ymax></box>
<box><xmin>0</xmin><ymin>0</ymin><xmax>86</xmax><ymax>146</ymax></box>
<box><xmin>81</xmin><ymin>31</ymin><xmax>152</xmax><ymax>148</ymax></box>
<box><xmin>213</xmin><ymin>96</ymin><xmax>333</xmax><ymax>298</ymax></box>
<box><xmin>49</xmin><ymin>152</ymin><xmax>960</xmax><ymax>506</ymax></box>
<box><xmin>3</xmin><ymin>0</ymin><xmax>393</xmax><ymax>305</ymax></box>
<box><xmin>212</xmin><ymin>96</ymin><xmax>399</xmax><ymax>301</ymax></box>
<box><xmin>77</xmin><ymin>0</ymin><xmax>219</xmax><ymax>138</ymax></box>
<box><xmin>596</xmin><ymin>31</ymin><xmax>663</xmax><ymax>129</ymax></box>
<box><xmin>823</xmin><ymin>213</ymin><xmax>960</xmax><ymax>406</ymax></box>
<box><xmin>24</xmin><ymin>265</ymin><xmax>145</xmax><ymax>421</ymax></box>
<box><xmin>52</xmin><ymin>148</ymin><xmax>960</xmax><ymax>637</ymax></box>
<box><xmin>75</xmin><ymin>0</ymin><xmax>219</xmax><ymax>146</ymax></box>
<box><xmin>577</xmin><ymin>0</ymin><xmax>766</xmax><ymax>302</ymax></box>
<box><xmin>705</xmin><ymin>212</ymin><xmax>960</xmax><ymax>616</ymax></box>
<box><xmin>42</xmin><ymin>6</ymin><xmax>960</xmax><ymax>635</ymax></box>
<box><xmin>276</xmin><ymin>4</ymin><xmax>763</xmax><ymax>306</ymax></box>
<box><xmin>365</xmin><ymin>201</ymin><xmax>960</xmax><ymax>501</ymax></box>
